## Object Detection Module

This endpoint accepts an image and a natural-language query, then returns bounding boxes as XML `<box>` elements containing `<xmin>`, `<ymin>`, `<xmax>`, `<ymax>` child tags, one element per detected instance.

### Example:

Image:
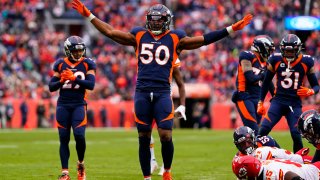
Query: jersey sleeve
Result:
<box><xmin>130</xmin><ymin>26</ymin><xmax>146</xmax><ymax>36</ymax></box>
<box><xmin>239</xmin><ymin>51</ymin><xmax>255</xmax><ymax>63</ymax></box>
<box><xmin>302</xmin><ymin>55</ymin><xmax>315</xmax><ymax>73</ymax></box>
<box><xmin>267</xmin><ymin>53</ymin><xmax>282</xmax><ymax>69</ymax></box>
<box><xmin>52</xmin><ymin>58</ymin><xmax>64</xmax><ymax>72</ymax></box>
<box><xmin>172</xmin><ymin>29</ymin><xmax>187</xmax><ymax>39</ymax></box>
<box><xmin>85</xmin><ymin>58</ymin><xmax>97</xmax><ymax>71</ymax></box>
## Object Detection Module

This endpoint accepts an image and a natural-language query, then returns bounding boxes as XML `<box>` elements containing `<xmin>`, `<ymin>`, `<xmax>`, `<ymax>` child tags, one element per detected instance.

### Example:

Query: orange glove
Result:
<box><xmin>72</xmin><ymin>0</ymin><xmax>91</xmax><ymax>17</ymax></box>
<box><xmin>61</xmin><ymin>69</ymin><xmax>76</xmax><ymax>81</ymax></box>
<box><xmin>232</xmin><ymin>14</ymin><xmax>253</xmax><ymax>31</ymax></box>
<box><xmin>257</xmin><ymin>101</ymin><xmax>266</xmax><ymax>116</ymax></box>
<box><xmin>297</xmin><ymin>86</ymin><xmax>315</xmax><ymax>97</ymax></box>
<box><xmin>60</xmin><ymin>77</ymin><xmax>66</xmax><ymax>83</ymax></box>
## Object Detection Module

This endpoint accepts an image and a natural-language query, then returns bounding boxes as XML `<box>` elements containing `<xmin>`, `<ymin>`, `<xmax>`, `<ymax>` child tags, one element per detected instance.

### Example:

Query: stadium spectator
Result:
<box><xmin>20</xmin><ymin>99</ymin><xmax>28</xmax><ymax>128</ymax></box>
<box><xmin>5</xmin><ymin>101</ymin><xmax>14</xmax><ymax>128</ymax></box>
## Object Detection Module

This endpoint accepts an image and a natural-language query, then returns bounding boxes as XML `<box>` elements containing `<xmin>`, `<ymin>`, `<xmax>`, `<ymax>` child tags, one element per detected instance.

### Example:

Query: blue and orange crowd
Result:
<box><xmin>0</xmin><ymin>0</ymin><xmax>319</xmax><ymax>105</ymax></box>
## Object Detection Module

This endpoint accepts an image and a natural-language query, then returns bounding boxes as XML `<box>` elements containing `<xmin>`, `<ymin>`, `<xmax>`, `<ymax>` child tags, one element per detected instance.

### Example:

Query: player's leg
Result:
<box><xmin>72</xmin><ymin>105</ymin><xmax>87</xmax><ymax>180</ymax></box>
<box><xmin>285</xmin><ymin>106</ymin><xmax>303</xmax><ymax>153</ymax></box>
<box><xmin>56</xmin><ymin>106</ymin><xmax>72</xmax><ymax>179</ymax></box>
<box><xmin>154</xmin><ymin>92</ymin><xmax>174</xmax><ymax>179</ymax></box>
<box><xmin>150</xmin><ymin>135</ymin><xmax>159</xmax><ymax>174</ymax></box>
<box><xmin>258</xmin><ymin>101</ymin><xmax>283</xmax><ymax>136</ymax></box>
<box><xmin>235</xmin><ymin>99</ymin><xmax>259</xmax><ymax>133</ymax></box>
<box><xmin>134</xmin><ymin>91</ymin><xmax>153</xmax><ymax>179</ymax></box>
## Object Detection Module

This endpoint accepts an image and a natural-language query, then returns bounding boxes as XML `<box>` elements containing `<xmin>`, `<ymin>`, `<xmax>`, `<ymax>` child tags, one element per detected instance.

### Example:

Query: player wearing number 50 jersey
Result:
<box><xmin>71</xmin><ymin>1</ymin><xmax>253</xmax><ymax>179</ymax></box>
<box><xmin>257</xmin><ymin>34</ymin><xmax>319</xmax><ymax>153</ymax></box>
<box><xmin>49</xmin><ymin>36</ymin><xmax>96</xmax><ymax>180</ymax></box>
<box><xmin>232</xmin><ymin>155</ymin><xmax>320</xmax><ymax>180</ymax></box>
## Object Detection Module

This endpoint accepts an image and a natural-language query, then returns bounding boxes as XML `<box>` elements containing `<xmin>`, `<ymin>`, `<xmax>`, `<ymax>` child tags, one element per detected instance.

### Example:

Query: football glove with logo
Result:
<box><xmin>232</xmin><ymin>14</ymin><xmax>253</xmax><ymax>31</ymax></box>
<box><xmin>175</xmin><ymin>105</ymin><xmax>186</xmax><ymax>121</ymax></box>
<box><xmin>61</xmin><ymin>69</ymin><xmax>76</xmax><ymax>81</ymax></box>
<box><xmin>297</xmin><ymin>86</ymin><xmax>315</xmax><ymax>97</ymax></box>
<box><xmin>257</xmin><ymin>101</ymin><xmax>266</xmax><ymax>116</ymax></box>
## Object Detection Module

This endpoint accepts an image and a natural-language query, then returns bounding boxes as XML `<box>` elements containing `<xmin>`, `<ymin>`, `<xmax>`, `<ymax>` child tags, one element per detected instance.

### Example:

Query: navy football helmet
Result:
<box><xmin>251</xmin><ymin>35</ymin><xmax>275</xmax><ymax>60</ymax></box>
<box><xmin>233</xmin><ymin>126</ymin><xmax>256</xmax><ymax>155</ymax></box>
<box><xmin>280</xmin><ymin>34</ymin><xmax>302</xmax><ymax>62</ymax></box>
<box><xmin>146</xmin><ymin>4</ymin><xmax>173</xmax><ymax>35</ymax></box>
<box><xmin>298</xmin><ymin>109</ymin><xmax>320</xmax><ymax>146</ymax></box>
<box><xmin>64</xmin><ymin>36</ymin><xmax>86</xmax><ymax>61</ymax></box>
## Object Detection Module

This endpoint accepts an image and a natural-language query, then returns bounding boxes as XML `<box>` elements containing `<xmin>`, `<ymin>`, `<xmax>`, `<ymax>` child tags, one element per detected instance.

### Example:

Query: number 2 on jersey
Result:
<box><xmin>62</xmin><ymin>71</ymin><xmax>85</xmax><ymax>89</ymax></box>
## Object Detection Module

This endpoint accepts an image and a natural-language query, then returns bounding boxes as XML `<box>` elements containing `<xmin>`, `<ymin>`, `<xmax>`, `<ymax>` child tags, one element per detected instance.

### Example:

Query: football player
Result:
<box><xmin>151</xmin><ymin>62</ymin><xmax>186</xmax><ymax>176</ymax></box>
<box><xmin>257</xmin><ymin>34</ymin><xmax>319</xmax><ymax>153</ymax></box>
<box><xmin>232</xmin><ymin>155</ymin><xmax>320</xmax><ymax>180</ymax></box>
<box><xmin>298</xmin><ymin>109</ymin><xmax>320</xmax><ymax>163</ymax></box>
<box><xmin>232</xmin><ymin>35</ymin><xmax>275</xmax><ymax>133</ymax></box>
<box><xmin>49</xmin><ymin>36</ymin><xmax>96</xmax><ymax>180</ymax></box>
<box><xmin>233</xmin><ymin>126</ymin><xmax>312</xmax><ymax>164</ymax></box>
<box><xmin>72</xmin><ymin>1</ymin><xmax>252</xmax><ymax>179</ymax></box>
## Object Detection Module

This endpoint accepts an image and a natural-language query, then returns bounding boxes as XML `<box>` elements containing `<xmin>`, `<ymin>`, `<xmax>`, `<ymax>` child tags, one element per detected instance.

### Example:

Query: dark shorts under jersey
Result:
<box><xmin>134</xmin><ymin>91</ymin><xmax>174</xmax><ymax>132</ymax></box>
<box><xmin>56</xmin><ymin>105</ymin><xmax>87</xmax><ymax>129</ymax></box>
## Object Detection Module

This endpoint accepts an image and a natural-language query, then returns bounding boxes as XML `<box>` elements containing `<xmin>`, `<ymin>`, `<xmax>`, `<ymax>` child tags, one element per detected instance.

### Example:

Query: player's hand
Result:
<box><xmin>297</xmin><ymin>86</ymin><xmax>315</xmax><ymax>97</ymax></box>
<box><xmin>175</xmin><ymin>105</ymin><xmax>187</xmax><ymax>121</ymax></box>
<box><xmin>60</xmin><ymin>77</ymin><xmax>66</xmax><ymax>83</ymax></box>
<box><xmin>72</xmin><ymin>0</ymin><xmax>91</xmax><ymax>17</ymax></box>
<box><xmin>295</xmin><ymin>147</ymin><xmax>310</xmax><ymax>156</ymax></box>
<box><xmin>257</xmin><ymin>101</ymin><xmax>266</xmax><ymax>116</ymax></box>
<box><xmin>61</xmin><ymin>68</ymin><xmax>76</xmax><ymax>81</ymax></box>
<box><xmin>232</xmin><ymin>14</ymin><xmax>253</xmax><ymax>31</ymax></box>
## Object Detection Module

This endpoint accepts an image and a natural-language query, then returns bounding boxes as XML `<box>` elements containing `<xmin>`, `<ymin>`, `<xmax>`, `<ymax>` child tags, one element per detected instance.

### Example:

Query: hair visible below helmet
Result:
<box><xmin>64</xmin><ymin>36</ymin><xmax>86</xmax><ymax>61</ymax></box>
<box><xmin>233</xmin><ymin>126</ymin><xmax>256</xmax><ymax>155</ymax></box>
<box><xmin>280</xmin><ymin>34</ymin><xmax>302</xmax><ymax>62</ymax></box>
<box><xmin>146</xmin><ymin>4</ymin><xmax>173</xmax><ymax>35</ymax></box>
<box><xmin>298</xmin><ymin>109</ymin><xmax>320</xmax><ymax>146</ymax></box>
<box><xmin>232</xmin><ymin>156</ymin><xmax>262</xmax><ymax>179</ymax></box>
<box><xmin>251</xmin><ymin>35</ymin><xmax>275</xmax><ymax>60</ymax></box>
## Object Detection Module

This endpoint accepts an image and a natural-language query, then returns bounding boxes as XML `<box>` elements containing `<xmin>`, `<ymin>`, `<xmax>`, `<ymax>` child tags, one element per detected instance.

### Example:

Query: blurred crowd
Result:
<box><xmin>0</xmin><ymin>0</ymin><xmax>319</xmax><ymax>106</ymax></box>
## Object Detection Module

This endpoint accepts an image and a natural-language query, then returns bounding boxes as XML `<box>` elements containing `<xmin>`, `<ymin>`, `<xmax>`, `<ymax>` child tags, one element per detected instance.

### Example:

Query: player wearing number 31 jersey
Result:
<box><xmin>257</xmin><ymin>34</ymin><xmax>319</xmax><ymax>153</ymax></box>
<box><xmin>49</xmin><ymin>35</ymin><xmax>96</xmax><ymax>180</ymax></box>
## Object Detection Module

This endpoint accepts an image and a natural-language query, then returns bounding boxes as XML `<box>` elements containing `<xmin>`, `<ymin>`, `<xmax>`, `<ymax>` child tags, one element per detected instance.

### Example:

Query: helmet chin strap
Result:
<box><xmin>70</xmin><ymin>51</ymin><xmax>85</xmax><ymax>61</ymax></box>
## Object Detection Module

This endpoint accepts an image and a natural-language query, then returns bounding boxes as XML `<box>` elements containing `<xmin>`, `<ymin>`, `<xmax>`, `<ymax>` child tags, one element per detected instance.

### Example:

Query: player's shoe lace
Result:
<box><xmin>150</xmin><ymin>160</ymin><xmax>159</xmax><ymax>174</ymax></box>
<box><xmin>163</xmin><ymin>172</ymin><xmax>172</xmax><ymax>180</ymax></box>
<box><xmin>58</xmin><ymin>173</ymin><xmax>71</xmax><ymax>180</ymax></box>
<box><xmin>77</xmin><ymin>161</ymin><xmax>86</xmax><ymax>180</ymax></box>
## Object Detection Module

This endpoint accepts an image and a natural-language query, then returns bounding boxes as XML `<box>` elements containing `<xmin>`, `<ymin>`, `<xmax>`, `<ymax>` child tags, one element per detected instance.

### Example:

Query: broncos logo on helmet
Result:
<box><xmin>145</xmin><ymin>4</ymin><xmax>173</xmax><ymax>35</ymax></box>
<box><xmin>298</xmin><ymin>109</ymin><xmax>320</xmax><ymax>146</ymax></box>
<box><xmin>280</xmin><ymin>34</ymin><xmax>302</xmax><ymax>63</ymax></box>
<box><xmin>233</xmin><ymin>126</ymin><xmax>257</xmax><ymax>155</ymax></box>
<box><xmin>64</xmin><ymin>36</ymin><xmax>86</xmax><ymax>62</ymax></box>
<box><xmin>251</xmin><ymin>35</ymin><xmax>275</xmax><ymax>61</ymax></box>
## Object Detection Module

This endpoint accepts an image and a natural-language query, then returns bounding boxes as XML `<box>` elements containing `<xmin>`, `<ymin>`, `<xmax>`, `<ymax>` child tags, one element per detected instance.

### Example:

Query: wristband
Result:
<box><xmin>86</xmin><ymin>13</ymin><xmax>96</xmax><ymax>22</ymax></box>
<box><xmin>227</xmin><ymin>26</ymin><xmax>234</xmax><ymax>34</ymax></box>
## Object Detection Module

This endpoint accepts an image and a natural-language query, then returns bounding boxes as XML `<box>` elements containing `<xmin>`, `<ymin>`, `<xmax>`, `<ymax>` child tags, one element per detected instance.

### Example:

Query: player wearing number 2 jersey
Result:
<box><xmin>232</xmin><ymin>155</ymin><xmax>320</xmax><ymax>180</ymax></box>
<box><xmin>71</xmin><ymin>1</ymin><xmax>253</xmax><ymax>179</ymax></box>
<box><xmin>257</xmin><ymin>34</ymin><xmax>319</xmax><ymax>153</ymax></box>
<box><xmin>49</xmin><ymin>36</ymin><xmax>96</xmax><ymax>180</ymax></box>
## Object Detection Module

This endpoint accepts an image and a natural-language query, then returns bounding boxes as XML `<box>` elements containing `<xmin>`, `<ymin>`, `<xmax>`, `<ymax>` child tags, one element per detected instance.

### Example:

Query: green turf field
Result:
<box><xmin>0</xmin><ymin>128</ymin><xmax>315</xmax><ymax>180</ymax></box>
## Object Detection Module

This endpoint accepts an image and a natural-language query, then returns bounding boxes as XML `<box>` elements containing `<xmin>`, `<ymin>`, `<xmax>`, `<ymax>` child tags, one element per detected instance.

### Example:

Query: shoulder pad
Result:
<box><xmin>53</xmin><ymin>58</ymin><xmax>64</xmax><ymax>72</ymax></box>
<box><xmin>171</xmin><ymin>29</ymin><xmax>187</xmax><ymax>39</ymax></box>
<box><xmin>130</xmin><ymin>26</ymin><xmax>146</xmax><ymax>36</ymax></box>
<box><xmin>239</xmin><ymin>51</ymin><xmax>255</xmax><ymax>62</ymax></box>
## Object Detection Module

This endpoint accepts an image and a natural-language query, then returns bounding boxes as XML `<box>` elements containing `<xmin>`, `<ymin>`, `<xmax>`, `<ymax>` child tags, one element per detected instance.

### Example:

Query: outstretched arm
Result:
<box><xmin>177</xmin><ymin>14</ymin><xmax>253</xmax><ymax>51</ymax></box>
<box><xmin>72</xmin><ymin>0</ymin><xmax>136</xmax><ymax>46</ymax></box>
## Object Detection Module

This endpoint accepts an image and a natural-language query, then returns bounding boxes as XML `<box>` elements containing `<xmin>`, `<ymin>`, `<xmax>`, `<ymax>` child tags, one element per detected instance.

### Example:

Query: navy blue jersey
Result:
<box><xmin>256</xmin><ymin>135</ymin><xmax>280</xmax><ymax>148</ymax></box>
<box><xmin>268</xmin><ymin>53</ymin><xmax>314</xmax><ymax>105</ymax></box>
<box><xmin>53</xmin><ymin>57</ymin><xmax>96</xmax><ymax>106</ymax></box>
<box><xmin>130</xmin><ymin>27</ymin><xmax>186</xmax><ymax>92</ymax></box>
<box><xmin>236</xmin><ymin>51</ymin><xmax>266</xmax><ymax>98</ymax></box>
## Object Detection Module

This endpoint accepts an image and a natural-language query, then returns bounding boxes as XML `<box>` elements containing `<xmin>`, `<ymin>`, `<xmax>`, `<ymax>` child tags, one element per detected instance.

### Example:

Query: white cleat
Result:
<box><xmin>158</xmin><ymin>164</ymin><xmax>164</xmax><ymax>176</ymax></box>
<box><xmin>150</xmin><ymin>160</ymin><xmax>159</xmax><ymax>174</ymax></box>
